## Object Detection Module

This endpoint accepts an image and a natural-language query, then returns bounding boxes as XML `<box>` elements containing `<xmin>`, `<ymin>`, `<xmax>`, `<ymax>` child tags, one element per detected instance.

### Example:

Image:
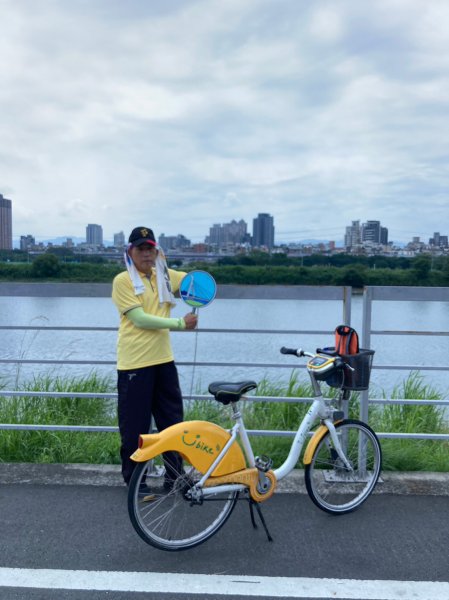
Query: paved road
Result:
<box><xmin>1</xmin><ymin>473</ymin><xmax>448</xmax><ymax>600</ymax></box>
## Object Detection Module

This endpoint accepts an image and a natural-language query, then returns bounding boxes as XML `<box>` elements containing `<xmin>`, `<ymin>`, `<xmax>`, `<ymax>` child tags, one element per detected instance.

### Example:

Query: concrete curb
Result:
<box><xmin>1</xmin><ymin>463</ymin><xmax>448</xmax><ymax>496</ymax></box>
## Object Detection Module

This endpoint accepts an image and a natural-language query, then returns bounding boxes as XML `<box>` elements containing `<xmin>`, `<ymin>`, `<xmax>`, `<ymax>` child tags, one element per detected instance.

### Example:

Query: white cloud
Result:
<box><xmin>309</xmin><ymin>6</ymin><xmax>345</xmax><ymax>44</ymax></box>
<box><xmin>0</xmin><ymin>0</ymin><xmax>448</xmax><ymax>243</ymax></box>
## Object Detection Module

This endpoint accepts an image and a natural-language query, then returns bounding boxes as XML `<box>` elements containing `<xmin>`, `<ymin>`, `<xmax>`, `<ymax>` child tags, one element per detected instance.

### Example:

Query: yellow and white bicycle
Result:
<box><xmin>127</xmin><ymin>272</ymin><xmax>382</xmax><ymax>551</ymax></box>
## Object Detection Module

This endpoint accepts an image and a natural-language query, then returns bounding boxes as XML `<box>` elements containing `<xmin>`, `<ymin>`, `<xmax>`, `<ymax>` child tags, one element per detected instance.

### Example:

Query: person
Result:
<box><xmin>112</xmin><ymin>226</ymin><xmax>197</xmax><ymax>489</ymax></box>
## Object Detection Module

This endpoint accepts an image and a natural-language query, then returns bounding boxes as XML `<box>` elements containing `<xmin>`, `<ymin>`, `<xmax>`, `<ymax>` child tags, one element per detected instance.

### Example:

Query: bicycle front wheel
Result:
<box><xmin>305</xmin><ymin>419</ymin><xmax>382</xmax><ymax>515</ymax></box>
<box><xmin>128</xmin><ymin>454</ymin><xmax>238</xmax><ymax>551</ymax></box>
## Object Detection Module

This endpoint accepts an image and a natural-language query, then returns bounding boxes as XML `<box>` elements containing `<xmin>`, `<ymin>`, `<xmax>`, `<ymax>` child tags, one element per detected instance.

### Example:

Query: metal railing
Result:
<box><xmin>0</xmin><ymin>283</ymin><xmax>448</xmax><ymax>441</ymax></box>
<box><xmin>359</xmin><ymin>286</ymin><xmax>449</xmax><ymax>440</ymax></box>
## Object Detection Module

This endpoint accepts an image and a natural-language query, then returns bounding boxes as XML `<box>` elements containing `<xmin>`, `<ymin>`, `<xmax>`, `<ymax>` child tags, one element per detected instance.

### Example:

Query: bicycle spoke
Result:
<box><xmin>128</xmin><ymin>456</ymin><xmax>238</xmax><ymax>551</ymax></box>
<box><xmin>305</xmin><ymin>420</ymin><xmax>382</xmax><ymax>514</ymax></box>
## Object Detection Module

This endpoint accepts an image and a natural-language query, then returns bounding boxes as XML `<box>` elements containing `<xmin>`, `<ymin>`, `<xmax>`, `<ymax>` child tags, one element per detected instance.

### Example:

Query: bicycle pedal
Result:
<box><xmin>255</xmin><ymin>455</ymin><xmax>273</xmax><ymax>472</ymax></box>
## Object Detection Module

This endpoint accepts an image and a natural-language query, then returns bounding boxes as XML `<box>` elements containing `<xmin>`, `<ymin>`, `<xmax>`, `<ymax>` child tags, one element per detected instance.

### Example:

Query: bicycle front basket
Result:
<box><xmin>327</xmin><ymin>349</ymin><xmax>375</xmax><ymax>391</ymax></box>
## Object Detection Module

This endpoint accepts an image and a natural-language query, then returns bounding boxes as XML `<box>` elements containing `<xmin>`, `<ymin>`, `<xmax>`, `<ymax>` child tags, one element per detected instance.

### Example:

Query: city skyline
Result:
<box><xmin>2</xmin><ymin>192</ymin><xmax>448</xmax><ymax>250</ymax></box>
<box><xmin>5</xmin><ymin>189</ymin><xmax>448</xmax><ymax>248</ymax></box>
<box><xmin>7</xmin><ymin>200</ymin><xmax>448</xmax><ymax>251</ymax></box>
<box><xmin>1</xmin><ymin>1</ymin><xmax>448</xmax><ymax>244</ymax></box>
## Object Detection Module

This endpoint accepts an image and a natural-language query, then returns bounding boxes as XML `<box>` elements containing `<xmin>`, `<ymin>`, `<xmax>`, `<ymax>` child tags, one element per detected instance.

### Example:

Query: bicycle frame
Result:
<box><xmin>130</xmin><ymin>341</ymin><xmax>361</xmax><ymax>502</ymax></box>
<box><xmin>197</xmin><ymin>390</ymin><xmax>349</xmax><ymax>499</ymax></box>
<box><xmin>131</xmin><ymin>383</ymin><xmax>350</xmax><ymax>501</ymax></box>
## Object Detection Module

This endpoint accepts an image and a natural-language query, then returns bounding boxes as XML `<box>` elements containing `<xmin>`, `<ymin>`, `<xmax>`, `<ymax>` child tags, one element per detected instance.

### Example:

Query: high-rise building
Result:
<box><xmin>205</xmin><ymin>220</ymin><xmax>248</xmax><ymax>248</ymax></box>
<box><xmin>0</xmin><ymin>193</ymin><xmax>13</xmax><ymax>250</ymax></box>
<box><xmin>429</xmin><ymin>232</ymin><xmax>448</xmax><ymax>248</ymax></box>
<box><xmin>223</xmin><ymin>219</ymin><xmax>248</xmax><ymax>245</ymax></box>
<box><xmin>206</xmin><ymin>224</ymin><xmax>223</xmax><ymax>247</ymax></box>
<box><xmin>362</xmin><ymin>220</ymin><xmax>388</xmax><ymax>245</ymax></box>
<box><xmin>86</xmin><ymin>224</ymin><xmax>103</xmax><ymax>247</ymax></box>
<box><xmin>158</xmin><ymin>233</ymin><xmax>191</xmax><ymax>252</ymax></box>
<box><xmin>113</xmin><ymin>231</ymin><xmax>125</xmax><ymax>248</ymax></box>
<box><xmin>344</xmin><ymin>220</ymin><xmax>361</xmax><ymax>249</ymax></box>
<box><xmin>20</xmin><ymin>235</ymin><xmax>35</xmax><ymax>251</ymax></box>
<box><xmin>362</xmin><ymin>220</ymin><xmax>378</xmax><ymax>243</ymax></box>
<box><xmin>252</xmin><ymin>213</ymin><xmax>274</xmax><ymax>249</ymax></box>
<box><xmin>345</xmin><ymin>219</ymin><xmax>388</xmax><ymax>249</ymax></box>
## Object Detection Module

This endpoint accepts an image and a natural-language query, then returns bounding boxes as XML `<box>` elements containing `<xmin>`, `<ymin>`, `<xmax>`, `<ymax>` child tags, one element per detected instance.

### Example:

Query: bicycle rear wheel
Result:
<box><xmin>128</xmin><ymin>454</ymin><xmax>238</xmax><ymax>551</ymax></box>
<box><xmin>305</xmin><ymin>419</ymin><xmax>382</xmax><ymax>515</ymax></box>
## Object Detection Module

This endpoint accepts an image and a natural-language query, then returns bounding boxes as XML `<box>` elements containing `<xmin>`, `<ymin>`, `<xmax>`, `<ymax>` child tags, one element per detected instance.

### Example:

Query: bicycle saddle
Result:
<box><xmin>208</xmin><ymin>381</ymin><xmax>258</xmax><ymax>405</ymax></box>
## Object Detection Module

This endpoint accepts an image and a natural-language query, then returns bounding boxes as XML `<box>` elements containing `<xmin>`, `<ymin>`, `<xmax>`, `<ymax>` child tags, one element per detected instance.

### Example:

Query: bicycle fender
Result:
<box><xmin>303</xmin><ymin>425</ymin><xmax>329</xmax><ymax>465</ymax></box>
<box><xmin>130</xmin><ymin>420</ymin><xmax>246</xmax><ymax>477</ymax></box>
<box><xmin>303</xmin><ymin>420</ymin><xmax>344</xmax><ymax>465</ymax></box>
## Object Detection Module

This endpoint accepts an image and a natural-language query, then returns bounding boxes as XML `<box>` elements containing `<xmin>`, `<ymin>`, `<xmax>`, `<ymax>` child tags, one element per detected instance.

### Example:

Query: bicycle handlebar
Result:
<box><xmin>280</xmin><ymin>346</ymin><xmax>354</xmax><ymax>371</ymax></box>
<box><xmin>280</xmin><ymin>347</ymin><xmax>315</xmax><ymax>358</ymax></box>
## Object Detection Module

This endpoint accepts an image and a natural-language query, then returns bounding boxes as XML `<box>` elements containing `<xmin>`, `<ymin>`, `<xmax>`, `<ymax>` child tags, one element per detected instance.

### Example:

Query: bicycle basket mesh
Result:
<box><xmin>326</xmin><ymin>349</ymin><xmax>375</xmax><ymax>391</ymax></box>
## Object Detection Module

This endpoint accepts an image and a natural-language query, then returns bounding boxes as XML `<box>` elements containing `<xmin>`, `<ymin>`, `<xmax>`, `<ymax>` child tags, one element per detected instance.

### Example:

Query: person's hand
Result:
<box><xmin>183</xmin><ymin>313</ymin><xmax>198</xmax><ymax>330</ymax></box>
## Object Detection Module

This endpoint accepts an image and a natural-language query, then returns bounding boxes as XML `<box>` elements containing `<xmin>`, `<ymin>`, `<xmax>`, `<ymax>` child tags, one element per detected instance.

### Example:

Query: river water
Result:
<box><xmin>0</xmin><ymin>294</ymin><xmax>448</xmax><ymax>397</ymax></box>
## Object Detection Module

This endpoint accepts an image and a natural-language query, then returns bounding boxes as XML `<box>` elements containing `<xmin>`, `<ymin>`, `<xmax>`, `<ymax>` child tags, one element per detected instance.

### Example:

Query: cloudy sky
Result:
<box><xmin>1</xmin><ymin>0</ymin><xmax>448</xmax><ymax>245</ymax></box>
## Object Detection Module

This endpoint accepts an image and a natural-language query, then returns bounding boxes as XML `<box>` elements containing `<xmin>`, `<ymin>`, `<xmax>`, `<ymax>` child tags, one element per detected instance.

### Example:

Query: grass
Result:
<box><xmin>0</xmin><ymin>372</ymin><xmax>120</xmax><ymax>464</ymax></box>
<box><xmin>372</xmin><ymin>372</ymin><xmax>449</xmax><ymax>472</ymax></box>
<box><xmin>0</xmin><ymin>370</ymin><xmax>447</xmax><ymax>471</ymax></box>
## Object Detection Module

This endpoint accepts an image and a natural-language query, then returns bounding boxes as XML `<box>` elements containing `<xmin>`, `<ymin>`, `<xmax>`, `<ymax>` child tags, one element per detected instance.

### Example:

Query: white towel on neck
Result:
<box><xmin>124</xmin><ymin>249</ymin><xmax>145</xmax><ymax>295</ymax></box>
<box><xmin>124</xmin><ymin>248</ymin><xmax>176</xmax><ymax>307</ymax></box>
<box><xmin>155</xmin><ymin>250</ymin><xmax>176</xmax><ymax>307</ymax></box>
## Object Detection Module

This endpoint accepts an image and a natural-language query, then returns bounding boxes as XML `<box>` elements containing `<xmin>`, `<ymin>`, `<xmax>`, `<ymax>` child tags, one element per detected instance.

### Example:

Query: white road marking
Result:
<box><xmin>1</xmin><ymin>568</ymin><xmax>447</xmax><ymax>599</ymax></box>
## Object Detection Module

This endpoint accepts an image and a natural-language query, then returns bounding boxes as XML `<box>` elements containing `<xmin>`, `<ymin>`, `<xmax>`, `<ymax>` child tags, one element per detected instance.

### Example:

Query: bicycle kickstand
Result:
<box><xmin>248</xmin><ymin>499</ymin><xmax>273</xmax><ymax>542</ymax></box>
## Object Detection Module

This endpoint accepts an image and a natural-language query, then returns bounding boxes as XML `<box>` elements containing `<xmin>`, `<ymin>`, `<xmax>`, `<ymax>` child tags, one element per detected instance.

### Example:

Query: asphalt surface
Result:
<box><xmin>1</xmin><ymin>462</ymin><xmax>449</xmax><ymax>496</ymax></box>
<box><xmin>0</xmin><ymin>464</ymin><xmax>448</xmax><ymax>600</ymax></box>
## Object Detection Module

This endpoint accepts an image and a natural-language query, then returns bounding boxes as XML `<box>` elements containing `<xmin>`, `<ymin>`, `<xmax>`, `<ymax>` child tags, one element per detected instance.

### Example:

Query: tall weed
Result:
<box><xmin>373</xmin><ymin>372</ymin><xmax>449</xmax><ymax>471</ymax></box>
<box><xmin>0</xmin><ymin>372</ymin><xmax>120</xmax><ymax>464</ymax></box>
<box><xmin>0</xmin><ymin>370</ymin><xmax>447</xmax><ymax>470</ymax></box>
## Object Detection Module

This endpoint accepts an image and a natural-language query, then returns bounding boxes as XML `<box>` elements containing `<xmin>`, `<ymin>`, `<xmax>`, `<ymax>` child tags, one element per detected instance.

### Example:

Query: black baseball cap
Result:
<box><xmin>128</xmin><ymin>227</ymin><xmax>157</xmax><ymax>247</ymax></box>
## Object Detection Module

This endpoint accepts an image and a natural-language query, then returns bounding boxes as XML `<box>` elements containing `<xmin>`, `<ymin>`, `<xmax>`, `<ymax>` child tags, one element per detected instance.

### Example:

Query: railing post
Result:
<box><xmin>360</xmin><ymin>286</ymin><xmax>373</xmax><ymax>424</ymax></box>
<box><xmin>343</xmin><ymin>286</ymin><xmax>352</xmax><ymax>325</ymax></box>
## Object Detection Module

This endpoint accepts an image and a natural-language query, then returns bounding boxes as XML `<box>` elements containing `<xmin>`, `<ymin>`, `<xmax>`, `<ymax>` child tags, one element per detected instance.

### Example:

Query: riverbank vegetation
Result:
<box><xmin>0</xmin><ymin>371</ymin><xmax>447</xmax><ymax>471</ymax></box>
<box><xmin>1</xmin><ymin>249</ymin><xmax>449</xmax><ymax>287</ymax></box>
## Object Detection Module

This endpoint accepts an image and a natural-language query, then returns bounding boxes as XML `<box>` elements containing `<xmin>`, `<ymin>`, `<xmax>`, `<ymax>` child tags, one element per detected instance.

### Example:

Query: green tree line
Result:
<box><xmin>0</xmin><ymin>252</ymin><xmax>122</xmax><ymax>282</ymax></box>
<box><xmin>0</xmin><ymin>249</ymin><xmax>449</xmax><ymax>287</ymax></box>
<box><xmin>197</xmin><ymin>252</ymin><xmax>449</xmax><ymax>287</ymax></box>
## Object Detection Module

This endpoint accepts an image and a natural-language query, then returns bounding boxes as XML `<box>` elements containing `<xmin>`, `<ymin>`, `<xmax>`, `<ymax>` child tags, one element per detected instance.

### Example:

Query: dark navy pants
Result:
<box><xmin>117</xmin><ymin>361</ymin><xmax>184</xmax><ymax>484</ymax></box>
